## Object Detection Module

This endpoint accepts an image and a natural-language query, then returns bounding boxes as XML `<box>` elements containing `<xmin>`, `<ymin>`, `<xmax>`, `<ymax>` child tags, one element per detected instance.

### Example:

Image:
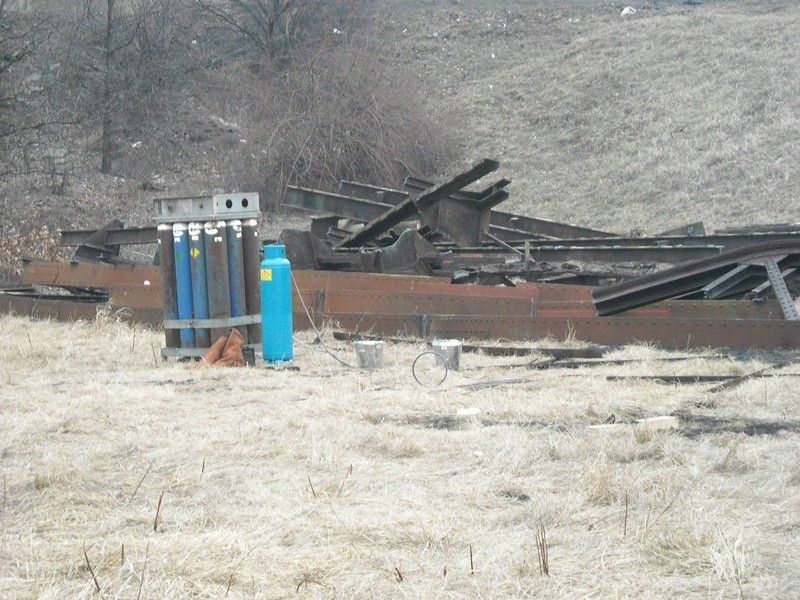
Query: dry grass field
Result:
<box><xmin>2</xmin><ymin>313</ymin><xmax>800</xmax><ymax>598</ymax></box>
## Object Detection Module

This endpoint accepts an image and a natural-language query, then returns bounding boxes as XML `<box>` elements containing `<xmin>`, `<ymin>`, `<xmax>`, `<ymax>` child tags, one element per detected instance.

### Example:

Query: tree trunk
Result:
<box><xmin>100</xmin><ymin>0</ymin><xmax>114</xmax><ymax>174</ymax></box>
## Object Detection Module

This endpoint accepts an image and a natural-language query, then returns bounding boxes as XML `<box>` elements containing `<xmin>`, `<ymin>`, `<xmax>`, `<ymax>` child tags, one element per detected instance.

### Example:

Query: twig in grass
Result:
<box><xmin>128</xmin><ymin>461</ymin><xmax>153</xmax><ymax>504</ymax></box>
<box><xmin>731</xmin><ymin>541</ymin><xmax>745</xmax><ymax>600</ymax></box>
<box><xmin>536</xmin><ymin>520</ymin><xmax>549</xmax><ymax>576</ymax></box>
<box><xmin>153</xmin><ymin>491</ymin><xmax>164</xmax><ymax>532</ymax></box>
<box><xmin>121</xmin><ymin>543</ymin><xmax>125</xmax><ymax>566</ymax></box>
<box><xmin>443</xmin><ymin>565</ymin><xmax>447</xmax><ymax>578</ymax></box>
<box><xmin>131</xmin><ymin>329</ymin><xmax>136</xmax><ymax>354</ymax></box>
<box><xmin>151</xmin><ymin>343</ymin><xmax>159</xmax><ymax>367</ymax></box>
<box><xmin>337</xmin><ymin>464</ymin><xmax>353</xmax><ymax>497</ymax></box>
<box><xmin>646</xmin><ymin>488</ymin><xmax>683</xmax><ymax>534</ymax></box>
<box><xmin>295</xmin><ymin>575</ymin><xmax>334</xmax><ymax>593</ymax></box>
<box><xmin>624</xmin><ymin>492</ymin><xmax>629</xmax><ymax>538</ymax></box>
<box><xmin>307</xmin><ymin>475</ymin><xmax>317</xmax><ymax>498</ymax></box>
<box><xmin>469</xmin><ymin>544</ymin><xmax>474</xmax><ymax>575</ymax></box>
<box><xmin>708</xmin><ymin>360</ymin><xmax>790</xmax><ymax>393</ymax></box>
<box><xmin>137</xmin><ymin>541</ymin><xmax>150</xmax><ymax>600</ymax></box>
<box><xmin>393</xmin><ymin>566</ymin><xmax>403</xmax><ymax>582</ymax></box>
<box><xmin>83</xmin><ymin>545</ymin><xmax>101</xmax><ymax>593</ymax></box>
<box><xmin>201</xmin><ymin>458</ymin><xmax>205</xmax><ymax>474</ymax></box>
<box><xmin>26</xmin><ymin>331</ymin><xmax>33</xmax><ymax>350</ymax></box>
<box><xmin>225</xmin><ymin>571</ymin><xmax>235</xmax><ymax>596</ymax></box>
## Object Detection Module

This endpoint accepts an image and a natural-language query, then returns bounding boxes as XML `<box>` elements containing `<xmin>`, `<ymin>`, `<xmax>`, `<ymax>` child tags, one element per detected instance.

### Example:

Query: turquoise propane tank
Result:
<box><xmin>260</xmin><ymin>244</ymin><xmax>293</xmax><ymax>362</ymax></box>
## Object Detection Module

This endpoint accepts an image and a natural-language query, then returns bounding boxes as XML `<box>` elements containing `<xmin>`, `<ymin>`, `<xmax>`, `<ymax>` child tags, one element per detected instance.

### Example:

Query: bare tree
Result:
<box><xmin>231</xmin><ymin>32</ymin><xmax>455</xmax><ymax>207</ymax></box>
<box><xmin>0</xmin><ymin>3</ymin><xmax>53</xmax><ymax>142</ymax></box>
<box><xmin>194</xmin><ymin>0</ymin><xmax>351</xmax><ymax>61</ymax></box>
<box><xmin>68</xmin><ymin>0</ymin><xmax>203</xmax><ymax>174</ymax></box>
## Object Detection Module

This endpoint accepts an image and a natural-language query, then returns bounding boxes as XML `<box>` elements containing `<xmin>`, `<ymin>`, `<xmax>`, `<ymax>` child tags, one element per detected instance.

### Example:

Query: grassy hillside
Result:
<box><xmin>2</xmin><ymin>0</ymin><xmax>800</xmax><ymax>258</ymax></box>
<box><xmin>387</xmin><ymin>0</ymin><xmax>800</xmax><ymax>233</ymax></box>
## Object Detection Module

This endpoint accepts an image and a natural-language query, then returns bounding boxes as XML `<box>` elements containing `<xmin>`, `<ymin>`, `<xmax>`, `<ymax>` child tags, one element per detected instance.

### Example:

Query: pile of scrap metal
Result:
<box><xmin>277</xmin><ymin>158</ymin><xmax>800</xmax><ymax>290</ymax></box>
<box><xmin>4</xmin><ymin>157</ymin><xmax>800</xmax><ymax>350</ymax></box>
<box><xmin>275</xmin><ymin>157</ymin><xmax>800</xmax><ymax>348</ymax></box>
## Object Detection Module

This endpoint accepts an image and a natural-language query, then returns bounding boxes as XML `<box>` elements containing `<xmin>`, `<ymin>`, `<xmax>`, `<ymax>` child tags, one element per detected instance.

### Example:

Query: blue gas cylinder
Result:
<box><xmin>261</xmin><ymin>244</ymin><xmax>293</xmax><ymax>363</ymax></box>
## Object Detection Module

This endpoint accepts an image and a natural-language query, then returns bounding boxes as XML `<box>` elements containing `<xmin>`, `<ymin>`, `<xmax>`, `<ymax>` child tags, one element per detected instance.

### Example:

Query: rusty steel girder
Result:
<box><xmin>23</xmin><ymin>260</ymin><xmax>161</xmax><ymax>289</ymax></box>
<box><xmin>293</xmin><ymin>311</ymin><xmax>800</xmax><ymax>350</ymax></box>
<box><xmin>593</xmin><ymin>240</ymin><xmax>800</xmax><ymax>315</ymax></box>
<box><xmin>339</xmin><ymin>158</ymin><xmax>500</xmax><ymax>247</ymax></box>
<box><xmin>7</xmin><ymin>263</ymin><xmax>800</xmax><ymax>350</ymax></box>
<box><xmin>291</xmin><ymin>270</ymin><xmax>800</xmax><ymax>349</ymax></box>
<box><xmin>0</xmin><ymin>293</ymin><xmax>162</xmax><ymax>326</ymax></box>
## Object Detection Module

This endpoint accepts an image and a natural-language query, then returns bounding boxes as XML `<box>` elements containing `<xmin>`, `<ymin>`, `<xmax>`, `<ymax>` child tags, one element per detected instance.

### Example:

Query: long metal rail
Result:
<box><xmin>6</xmin><ymin>263</ymin><xmax>800</xmax><ymax>349</ymax></box>
<box><xmin>592</xmin><ymin>240</ymin><xmax>800</xmax><ymax>315</ymax></box>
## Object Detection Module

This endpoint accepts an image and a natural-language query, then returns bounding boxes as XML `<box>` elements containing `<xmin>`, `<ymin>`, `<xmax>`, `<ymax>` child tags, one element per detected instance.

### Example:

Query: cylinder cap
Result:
<box><xmin>263</xmin><ymin>244</ymin><xmax>286</xmax><ymax>259</ymax></box>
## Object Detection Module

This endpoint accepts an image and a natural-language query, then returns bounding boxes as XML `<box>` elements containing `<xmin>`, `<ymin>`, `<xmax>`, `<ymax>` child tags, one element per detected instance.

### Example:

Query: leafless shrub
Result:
<box><xmin>194</xmin><ymin>0</ymin><xmax>363</xmax><ymax>62</ymax></box>
<box><xmin>232</xmin><ymin>34</ymin><xmax>455</xmax><ymax>208</ymax></box>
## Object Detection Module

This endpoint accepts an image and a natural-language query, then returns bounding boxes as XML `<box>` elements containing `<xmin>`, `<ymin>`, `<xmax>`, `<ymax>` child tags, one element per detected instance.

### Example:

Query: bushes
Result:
<box><xmin>0</xmin><ymin>1</ymin><xmax>457</xmax><ymax>211</ymax></box>
<box><xmin>232</xmin><ymin>34</ymin><xmax>455</xmax><ymax>208</ymax></box>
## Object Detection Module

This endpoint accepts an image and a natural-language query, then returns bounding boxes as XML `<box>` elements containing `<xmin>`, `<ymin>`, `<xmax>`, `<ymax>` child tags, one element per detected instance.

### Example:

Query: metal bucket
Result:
<box><xmin>354</xmin><ymin>340</ymin><xmax>385</xmax><ymax>370</ymax></box>
<box><xmin>432</xmin><ymin>339</ymin><xmax>462</xmax><ymax>371</ymax></box>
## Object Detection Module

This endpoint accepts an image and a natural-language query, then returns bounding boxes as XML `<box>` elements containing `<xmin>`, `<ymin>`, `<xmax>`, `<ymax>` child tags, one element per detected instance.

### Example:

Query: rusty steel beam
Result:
<box><xmin>59</xmin><ymin>226</ymin><xmax>158</xmax><ymax>246</ymax></box>
<box><xmin>337</xmin><ymin>181</ymin><xmax>409</xmax><ymax>205</ymax></box>
<box><xmin>109</xmin><ymin>285</ymin><xmax>163</xmax><ymax>309</ymax></box>
<box><xmin>349</xmin><ymin>181</ymin><xmax>585</xmax><ymax>242</ymax></box>
<box><xmin>441</xmin><ymin>244</ymin><xmax>720</xmax><ymax>264</ymax></box>
<box><xmin>22</xmin><ymin>260</ymin><xmax>161</xmax><ymax>289</ymax></box>
<box><xmin>290</xmin><ymin>270</ymin><xmax>798</xmax><ymax>348</ymax></box>
<box><xmin>405</xmin><ymin>177</ymin><xmax>619</xmax><ymax>240</ymax></box>
<box><xmin>0</xmin><ymin>293</ymin><xmax>162</xmax><ymax>326</ymax></box>
<box><xmin>512</xmin><ymin>232</ymin><xmax>800</xmax><ymax>252</ymax></box>
<box><xmin>520</xmin><ymin>244</ymin><xmax>721</xmax><ymax>264</ymax></box>
<box><xmin>297</xmin><ymin>182</ymin><xmax>551</xmax><ymax>242</ymax></box>
<box><xmin>592</xmin><ymin>241</ymin><xmax>800</xmax><ymax>316</ymax></box>
<box><xmin>283</xmin><ymin>186</ymin><xmax>392</xmax><ymax>222</ymax></box>
<box><xmin>339</xmin><ymin>159</ymin><xmax>499</xmax><ymax>248</ymax></box>
<box><xmin>289</xmin><ymin>241</ymin><xmax>724</xmax><ymax>274</ymax></box>
<box><xmin>6</xmin><ymin>265</ymin><xmax>799</xmax><ymax>349</ymax></box>
<box><xmin>295</xmin><ymin>289</ymin><xmax>538</xmax><ymax>318</ymax></box>
<box><xmin>293</xmin><ymin>285</ymin><xmax>788</xmax><ymax>322</ymax></box>
<box><xmin>716</xmin><ymin>223</ymin><xmax>800</xmax><ymax>235</ymax></box>
<box><xmin>291</xmin><ymin>269</ymin><xmax>595</xmax><ymax>301</ymax></box>
<box><xmin>490</xmin><ymin>209</ymin><xmax>619</xmax><ymax>241</ymax></box>
<box><xmin>293</xmin><ymin>311</ymin><xmax>800</xmax><ymax>350</ymax></box>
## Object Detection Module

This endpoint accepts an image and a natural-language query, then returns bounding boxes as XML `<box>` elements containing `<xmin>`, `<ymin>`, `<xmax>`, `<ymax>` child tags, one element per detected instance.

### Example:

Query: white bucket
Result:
<box><xmin>432</xmin><ymin>339</ymin><xmax>462</xmax><ymax>371</ymax></box>
<box><xmin>354</xmin><ymin>340</ymin><xmax>385</xmax><ymax>370</ymax></box>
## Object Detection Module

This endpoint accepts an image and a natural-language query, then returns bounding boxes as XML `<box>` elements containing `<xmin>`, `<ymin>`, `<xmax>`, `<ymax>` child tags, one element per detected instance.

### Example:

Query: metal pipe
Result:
<box><xmin>204</xmin><ymin>220</ymin><xmax>232</xmax><ymax>342</ymax></box>
<box><xmin>173</xmin><ymin>223</ymin><xmax>196</xmax><ymax>348</ymax></box>
<box><xmin>188</xmin><ymin>222</ymin><xmax>210</xmax><ymax>347</ymax></box>
<box><xmin>226</xmin><ymin>219</ymin><xmax>247</xmax><ymax>338</ymax></box>
<box><xmin>241</xmin><ymin>218</ymin><xmax>262</xmax><ymax>344</ymax></box>
<box><xmin>158</xmin><ymin>224</ymin><xmax>180</xmax><ymax>348</ymax></box>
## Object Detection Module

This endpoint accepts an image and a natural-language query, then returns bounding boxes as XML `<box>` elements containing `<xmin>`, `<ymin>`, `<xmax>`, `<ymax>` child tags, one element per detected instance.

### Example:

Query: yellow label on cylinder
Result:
<box><xmin>261</xmin><ymin>268</ymin><xmax>272</xmax><ymax>281</ymax></box>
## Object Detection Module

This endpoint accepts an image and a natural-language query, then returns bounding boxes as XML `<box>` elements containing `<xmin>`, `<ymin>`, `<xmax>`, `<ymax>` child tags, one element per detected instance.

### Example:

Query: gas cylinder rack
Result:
<box><xmin>154</xmin><ymin>193</ymin><xmax>262</xmax><ymax>359</ymax></box>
